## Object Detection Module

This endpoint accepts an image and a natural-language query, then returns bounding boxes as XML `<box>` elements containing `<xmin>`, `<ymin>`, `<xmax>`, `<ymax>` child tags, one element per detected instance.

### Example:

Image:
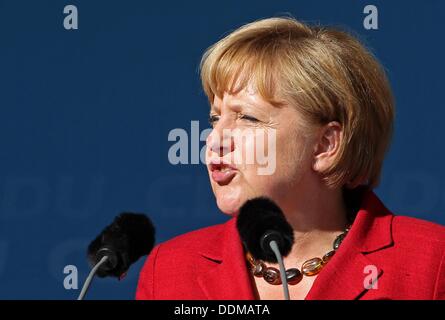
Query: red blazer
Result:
<box><xmin>136</xmin><ymin>191</ymin><xmax>445</xmax><ymax>300</ymax></box>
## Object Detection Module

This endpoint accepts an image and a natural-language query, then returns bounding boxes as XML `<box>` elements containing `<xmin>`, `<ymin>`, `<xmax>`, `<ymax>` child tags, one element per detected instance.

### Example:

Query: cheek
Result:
<box><xmin>231</xmin><ymin>129</ymin><xmax>271</xmax><ymax>166</ymax></box>
<box><xmin>231</xmin><ymin>131</ymin><xmax>253</xmax><ymax>166</ymax></box>
<box><xmin>276</xmin><ymin>130</ymin><xmax>312</xmax><ymax>177</ymax></box>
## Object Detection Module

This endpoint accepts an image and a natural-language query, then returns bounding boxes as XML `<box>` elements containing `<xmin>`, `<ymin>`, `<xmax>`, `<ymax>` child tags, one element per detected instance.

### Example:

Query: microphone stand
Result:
<box><xmin>269</xmin><ymin>240</ymin><xmax>290</xmax><ymax>300</ymax></box>
<box><xmin>77</xmin><ymin>256</ymin><xmax>109</xmax><ymax>300</ymax></box>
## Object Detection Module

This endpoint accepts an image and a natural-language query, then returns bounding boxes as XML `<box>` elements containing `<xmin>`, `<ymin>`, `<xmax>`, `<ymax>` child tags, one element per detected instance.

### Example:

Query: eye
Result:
<box><xmin>208</xmin><ymin>114</ymin><xmax>220</xmax><ymax>126</ymax></box>
<box><xmin>239</xmin><ymin>114</ymin><xmax>259</xmax><ymax>123</ymax></box>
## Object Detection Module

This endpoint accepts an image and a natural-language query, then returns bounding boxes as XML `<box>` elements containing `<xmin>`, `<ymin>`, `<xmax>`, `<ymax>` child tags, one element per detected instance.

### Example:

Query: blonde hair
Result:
<box><xmin>200</xmin><ymin>17</ymin><xmax>395</xmax><ymax>189</ymax></box>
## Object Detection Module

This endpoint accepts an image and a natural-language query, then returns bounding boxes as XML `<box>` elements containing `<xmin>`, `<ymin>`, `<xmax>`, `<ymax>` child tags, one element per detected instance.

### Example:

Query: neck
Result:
<box><xmin>276</xmin><ymin>183</ymin><xmax>349</xmax><ymax>264</ymax></box>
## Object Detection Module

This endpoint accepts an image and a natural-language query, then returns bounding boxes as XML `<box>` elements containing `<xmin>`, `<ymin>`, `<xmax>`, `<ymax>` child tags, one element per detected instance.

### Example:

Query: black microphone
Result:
<box><xmin>237</xmin><ymin>197</ymin><xmax>293</xmax><ymax>262</ymax></box>
<box><xmin>236</xmin><ymin>197</ymin><xmax>294</xmax><ymax>300</ymax></box>
<box><xmin>78</xmin><ymin>212</ymin><xmax>155</xmax><ymax>300</ymax></box>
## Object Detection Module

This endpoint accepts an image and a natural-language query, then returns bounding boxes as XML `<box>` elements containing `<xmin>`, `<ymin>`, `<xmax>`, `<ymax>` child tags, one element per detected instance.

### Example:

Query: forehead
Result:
<box><xmin>211</xmin><ymin>86</ymin><xmax>273</xmax><ymax>112</ymax></box>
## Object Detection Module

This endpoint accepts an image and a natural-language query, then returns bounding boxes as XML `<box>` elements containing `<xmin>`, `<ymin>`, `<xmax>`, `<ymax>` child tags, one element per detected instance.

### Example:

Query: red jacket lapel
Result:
<box><xmin>306</xmin><ymin>190</ymin><xmax>394</xmax><ymax>300</ymax></box>
<box><xmin>197</xmin><ymin>218</ymin><xmax>256</xmax><ymax>300</ymax></box>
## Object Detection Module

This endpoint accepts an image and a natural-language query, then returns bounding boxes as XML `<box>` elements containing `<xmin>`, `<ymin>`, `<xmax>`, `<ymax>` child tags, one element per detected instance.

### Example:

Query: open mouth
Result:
<box><xmin>209</xmin><ymin>162</ymin><xmax>238</xmax><ymax>185</ymax></box>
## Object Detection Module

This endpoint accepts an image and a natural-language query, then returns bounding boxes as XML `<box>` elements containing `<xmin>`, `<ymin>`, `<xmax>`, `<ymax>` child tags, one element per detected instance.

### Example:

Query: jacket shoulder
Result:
<box><xmin>392</xmin><ymin>215</ymin><xmax>445</xmax><ymax>240</ymax></box>
<box><xmin>158</xmin><ymin>220</ymin><xmax>228</xmax><ymax>255</ymax></box>
<box><xmin>136</xmin><ymin>220</ymin><xmax>231</xmax><ymax>299</ymax></box>
<box><xmin>389</xmin><ymin>215</ymin><xmax>445</xmax><ymax>299</ymax></box>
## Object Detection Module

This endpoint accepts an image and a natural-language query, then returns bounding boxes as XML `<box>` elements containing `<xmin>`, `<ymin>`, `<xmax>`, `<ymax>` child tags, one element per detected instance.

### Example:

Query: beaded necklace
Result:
<box><xmin>245</xmin><ymin>225</ymin><xmax>351</xmax><ymax>285</ymax></box>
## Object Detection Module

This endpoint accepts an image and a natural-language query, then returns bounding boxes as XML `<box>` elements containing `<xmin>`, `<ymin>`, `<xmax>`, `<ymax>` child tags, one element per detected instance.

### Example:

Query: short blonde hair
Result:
<box><xmin>200</xmin><ymin>17</ymin><xmax>395</xmax><ymax>189</ymax></box>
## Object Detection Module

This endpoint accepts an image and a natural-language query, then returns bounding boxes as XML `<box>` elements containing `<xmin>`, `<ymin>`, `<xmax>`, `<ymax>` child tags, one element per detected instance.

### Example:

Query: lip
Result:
<box><xmin>209</xmin><ymin>160</ymin><xmax>238</xmax><ymax>185</ymax></box>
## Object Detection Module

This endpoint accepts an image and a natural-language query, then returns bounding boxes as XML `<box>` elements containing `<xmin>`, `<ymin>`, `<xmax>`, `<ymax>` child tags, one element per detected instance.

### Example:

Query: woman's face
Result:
<box><xmin>206</xmin><ymin>85</ymin><xmax>317</xmax><ymax>215</ymax></box>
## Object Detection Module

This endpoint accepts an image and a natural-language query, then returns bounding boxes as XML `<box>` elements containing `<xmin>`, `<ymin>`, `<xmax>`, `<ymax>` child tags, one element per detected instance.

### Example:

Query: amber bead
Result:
<box><xmin>263</xmin><ymin>267</ymin><xmax>281</xmax><ymax>285</ymax></box>
<box><xmin>246</xmin><ymin>252</ymin><xmax>255</xmax><ymax>265</ymax></box>
<box><xmin>302</xmin><ymin>258</ymin><xmax>323</xmax><ymax>276</ymax></box>
<box><xmin>322</xmin><ymin>250</ymin><xmax>335</xmax><ymax>264</ymax></box>
<box><xmin>285</xmin><ymin>268</ymin><xmax>303</xmax><ymax>285</ymax></box>
<box><xmin>252</xmin><ymin>262</ymin><xmax>266</xmax><ymax>277</ymax></box>
<box><xmin>333</xmin><ymin>233</ymin><xmax>346</xmax><ymax>250</ymax></box>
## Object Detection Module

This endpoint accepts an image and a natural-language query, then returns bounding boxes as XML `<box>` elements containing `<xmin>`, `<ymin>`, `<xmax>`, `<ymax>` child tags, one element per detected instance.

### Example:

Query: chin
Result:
<box><xmin>216</xmin><ymin>194</ymin><xmax>244</xmax><ymax>216</ymax></box>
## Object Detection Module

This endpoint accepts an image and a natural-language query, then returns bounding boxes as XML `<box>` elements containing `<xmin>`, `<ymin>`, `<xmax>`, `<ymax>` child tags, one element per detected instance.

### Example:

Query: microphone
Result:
<box><xmin>78</xmin><ymin>212</ymin><xmax>155</xmax><ymax>300</ymax></box>
<box><xmin>236</xmin><ymin>197</ymin><xmax>294</xmax><ymax>300</ymax></box>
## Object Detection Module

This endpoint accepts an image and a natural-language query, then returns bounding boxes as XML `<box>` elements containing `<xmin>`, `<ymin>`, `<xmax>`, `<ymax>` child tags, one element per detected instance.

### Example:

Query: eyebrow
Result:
<box><xmin>211</xmin><ymin>102</ymin><xmax>249</xmax><ymax>111</ymax></box>
<box><xmin>210</xmin><ymin>104</ymin><xmax>220</xmax><ymax>113</ymax></box>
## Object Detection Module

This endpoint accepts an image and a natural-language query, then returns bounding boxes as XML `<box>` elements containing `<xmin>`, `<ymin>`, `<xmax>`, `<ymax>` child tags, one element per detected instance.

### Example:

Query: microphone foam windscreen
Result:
<box><xmin>236</xmin><ymin>197</ymin><xmax>294</xmax><ymax>262</ymax></box>
<box><xmin>87</xmin><ymin>212</ymin><xmax>155</xmax><ymax>278</ymax></box>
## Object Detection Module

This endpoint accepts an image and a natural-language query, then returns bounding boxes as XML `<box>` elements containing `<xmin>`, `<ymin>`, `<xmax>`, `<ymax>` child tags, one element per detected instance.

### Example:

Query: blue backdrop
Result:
<box><xmin>0</xmin><ymin>0</ymin><xmax>444</xmax><ymax>299</ymax></box>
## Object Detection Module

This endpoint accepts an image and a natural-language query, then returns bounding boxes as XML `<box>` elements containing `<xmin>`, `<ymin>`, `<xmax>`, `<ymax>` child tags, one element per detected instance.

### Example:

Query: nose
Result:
<box><xmin>207</xmin><ymin>124</ymin><xmax>235</xmax><ymax>157</ymax></box>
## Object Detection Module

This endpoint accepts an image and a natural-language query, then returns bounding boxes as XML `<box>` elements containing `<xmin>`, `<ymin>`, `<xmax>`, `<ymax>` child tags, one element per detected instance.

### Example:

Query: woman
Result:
<box><xmin>136</xmin><ymin>17</ymin><xmax>445</xmax><ymax>300</ymax></box>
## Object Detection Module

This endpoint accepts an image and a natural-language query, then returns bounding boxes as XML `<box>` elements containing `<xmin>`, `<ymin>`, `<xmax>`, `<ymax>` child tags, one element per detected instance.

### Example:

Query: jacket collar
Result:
<box><xmin>306</xmin><ymin>190</ymin><xmax>394</xmax><ymax>299</ymax></box>
<box><xmin>197</xmin><ymin>190</ymin><xmax>394</xmax><ymax>300</ymax></box>
<box><xmin>347</xmin><ymin>190</ymin><xmax>394</xmax><ymax>253</ymax></box>
<box><xmin>197</xmin><ymin>218</ymin><xmax>255</xmax><ymax>299</ymax></box>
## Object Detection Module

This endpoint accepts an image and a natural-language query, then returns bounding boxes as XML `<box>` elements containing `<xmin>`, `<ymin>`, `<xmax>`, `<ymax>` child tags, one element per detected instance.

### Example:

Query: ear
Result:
<box><xmin>312</xmin><ymin>121</ymin><xmax>342</xmax><ymax>173</ymax></box>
